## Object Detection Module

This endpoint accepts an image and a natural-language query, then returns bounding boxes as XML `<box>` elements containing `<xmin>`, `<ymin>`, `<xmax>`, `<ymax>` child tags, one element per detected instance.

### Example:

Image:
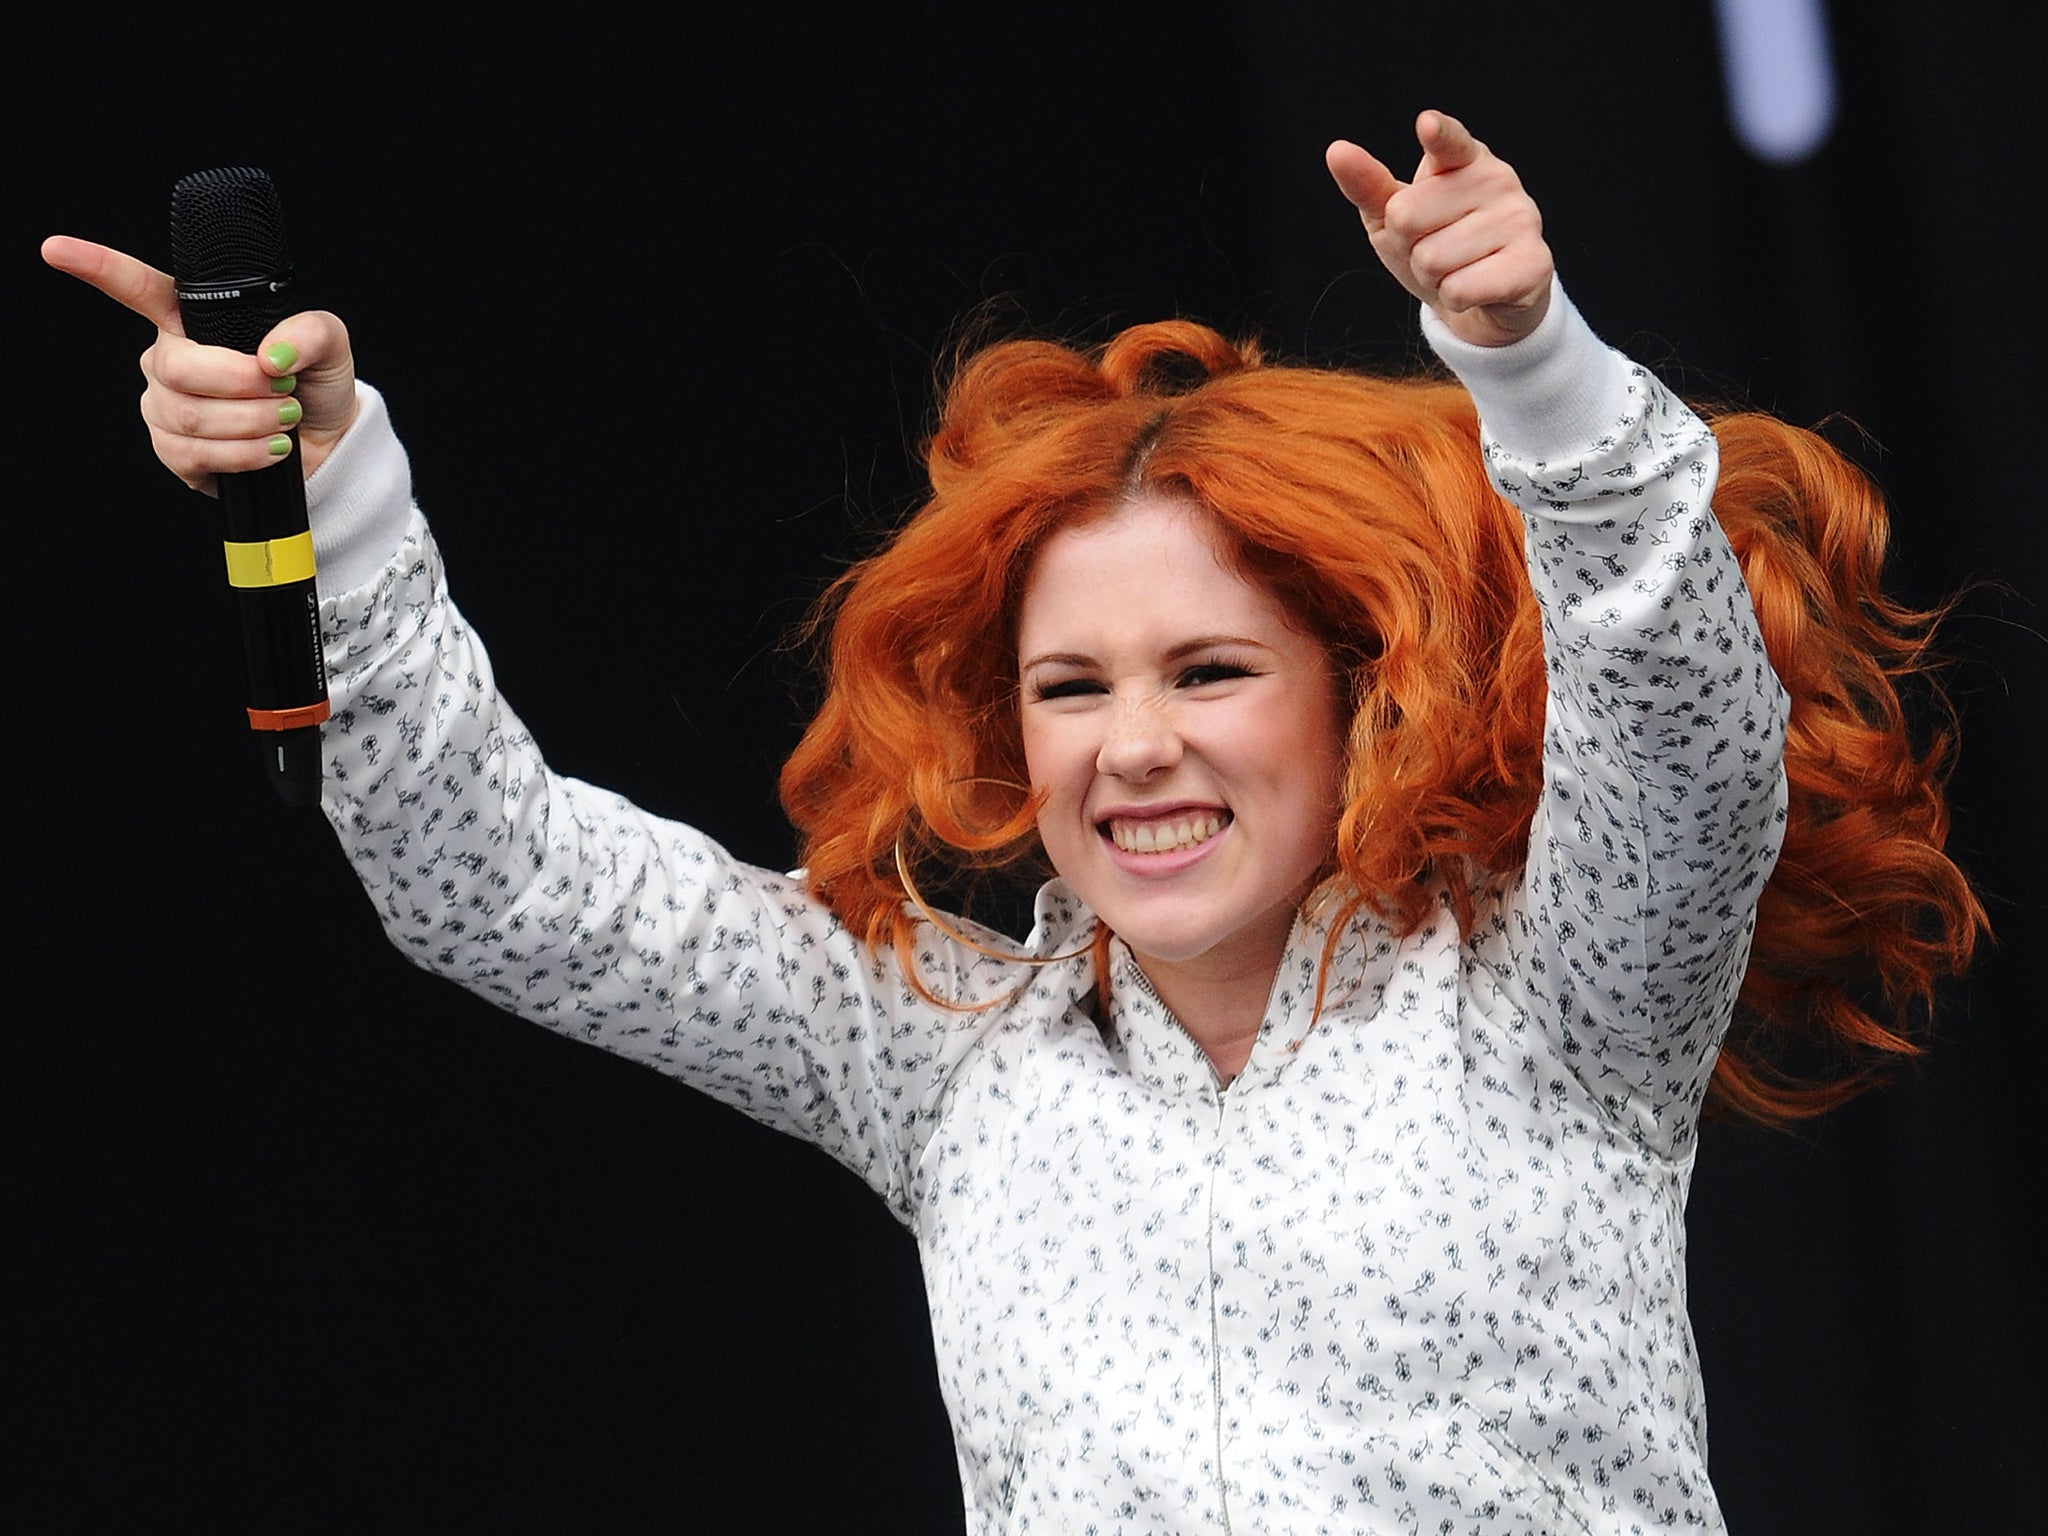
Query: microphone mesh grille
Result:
<box><xmin>170</xmin><ymin>167</ymin><xmax>295</xmax><ymax>352</ymax></box>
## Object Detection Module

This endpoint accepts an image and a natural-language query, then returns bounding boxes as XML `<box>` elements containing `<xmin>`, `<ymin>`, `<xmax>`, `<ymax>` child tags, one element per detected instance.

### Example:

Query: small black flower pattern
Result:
<box><xmin>318</xmin><ymin>339</ymin><xmax>1785</xmax><ymax>1533</ymax></box>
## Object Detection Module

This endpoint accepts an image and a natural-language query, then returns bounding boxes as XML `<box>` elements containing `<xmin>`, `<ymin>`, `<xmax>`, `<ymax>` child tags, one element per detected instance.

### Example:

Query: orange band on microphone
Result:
<box><xmin>247</xmin><ymin>700</ymin><xmax>332</xmax><ymax>731</ymax></box>
<box><xmin>223</xmin><ymin>530</ymin><xmax>317</xmax><ymax>588</ymax></box>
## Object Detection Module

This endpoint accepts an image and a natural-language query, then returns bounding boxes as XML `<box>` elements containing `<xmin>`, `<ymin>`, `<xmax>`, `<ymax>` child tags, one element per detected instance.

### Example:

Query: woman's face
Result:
<box><xmin>1016</xmin><ymin>492</ymin><xmax>1346</xmax><ymax>987</ymax></box>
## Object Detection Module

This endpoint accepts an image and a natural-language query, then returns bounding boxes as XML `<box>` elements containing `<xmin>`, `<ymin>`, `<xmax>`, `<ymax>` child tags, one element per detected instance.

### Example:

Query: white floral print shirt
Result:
<box><xmin>311</xmin><ymin>288</ymin><xmax>1787</xmax><ymax>1533</ymax></box>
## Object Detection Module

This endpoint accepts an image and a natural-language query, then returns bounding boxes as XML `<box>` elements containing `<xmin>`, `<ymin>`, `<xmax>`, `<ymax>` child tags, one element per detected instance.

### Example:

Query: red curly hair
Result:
<box><xmin>777</xmin><ymin>318</ymin><xmax>1985</xmax><ymax>1126</ymax></box>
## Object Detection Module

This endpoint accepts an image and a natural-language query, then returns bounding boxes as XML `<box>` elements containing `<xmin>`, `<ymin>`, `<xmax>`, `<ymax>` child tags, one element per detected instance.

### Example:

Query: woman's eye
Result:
<box><xmin>1032</xmin><ymin>677</ymin><xmax>1106</xmax><ymax>700</ymax></box>
<box><xmin>1179</xmin><ymin>662</ymin><xmax>1253</xmax><ymax>687</ymax></box>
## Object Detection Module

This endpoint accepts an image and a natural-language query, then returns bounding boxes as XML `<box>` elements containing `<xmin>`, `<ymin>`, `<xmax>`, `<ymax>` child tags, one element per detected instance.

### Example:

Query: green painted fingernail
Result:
<box><xmin>266</xmin><ymin>435</ymin><xmax>292</xmax><ymax>457</ymax></box>
<box><xmin>269</xmin><ymin>373</ymin><xmax>297</xmax><ymax>394</ymax></box>
<box><xmin>277</xmin><ymin>399</ymin><xmax>303</xmax><ymax>427</ymax></box>
<box><xmin>264</xmin><ymin>341</ymin><xmax>299</xmax><ymax>372</ymax></box>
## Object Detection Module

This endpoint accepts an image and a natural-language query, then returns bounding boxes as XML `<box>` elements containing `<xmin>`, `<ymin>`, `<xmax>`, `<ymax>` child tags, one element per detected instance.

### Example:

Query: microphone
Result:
<box><xmin>170</xmin><ymin>166</ymin><xmax>329</xmax><ymax>808</ymax></box>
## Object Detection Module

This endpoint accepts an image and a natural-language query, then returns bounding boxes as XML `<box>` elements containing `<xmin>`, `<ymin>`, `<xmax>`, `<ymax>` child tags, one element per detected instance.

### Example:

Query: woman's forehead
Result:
<box><xmin>1017</xmin><ymin>493</ymin><xmax>1306</xmax><ymax>654</ymax></box>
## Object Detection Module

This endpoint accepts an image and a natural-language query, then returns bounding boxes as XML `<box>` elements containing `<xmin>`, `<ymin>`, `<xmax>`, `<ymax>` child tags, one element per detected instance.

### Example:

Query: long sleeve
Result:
<box><xmin>1426</xmin><ymin>285</ymin><xmax>1790</xmax><ymax>1159</ymax></box>
<box><xmin>302</xmin><ymin>387</ymin><xmax>1017</xmax><ymax>1222</ymax></box>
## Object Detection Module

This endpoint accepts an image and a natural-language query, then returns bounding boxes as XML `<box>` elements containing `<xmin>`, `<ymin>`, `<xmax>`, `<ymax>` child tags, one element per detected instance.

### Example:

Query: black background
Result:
<box><xmin>8</xmin><ymin>4</ymin><xmax>2041</xmax><ymax>1530</ymax></box>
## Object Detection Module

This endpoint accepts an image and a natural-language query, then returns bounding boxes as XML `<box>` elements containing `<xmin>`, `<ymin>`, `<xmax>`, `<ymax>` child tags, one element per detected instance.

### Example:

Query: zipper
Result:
<box><xmin>1207</xmin><ymin>1074</ymin><xmax>1234</xmax><ymax>1534</ymax></box>
<box><xmin>1122</xmin><ymin>949</ymin><xmax>1241</xmax><ymax>1529</ymax></box>
<box><xmin>1123</xmin><ymin>956</ymin><xmax>1243</xmax><ymax>1087</ymax></box>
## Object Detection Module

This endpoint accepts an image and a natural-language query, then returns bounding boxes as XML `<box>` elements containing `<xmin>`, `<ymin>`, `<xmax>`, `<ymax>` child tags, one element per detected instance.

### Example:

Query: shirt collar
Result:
<box><xmin>1029</xmin><ymin>882</ymin><xmax>1404</xmax><ymax>1098</ymax></box>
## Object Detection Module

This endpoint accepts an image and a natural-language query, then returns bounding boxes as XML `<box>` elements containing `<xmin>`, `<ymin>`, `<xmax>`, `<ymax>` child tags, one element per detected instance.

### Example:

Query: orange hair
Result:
<box><xmin>776</xmin><ymin>319</ymin><xmax>1986</xmax><ymax>1125</ymax></box>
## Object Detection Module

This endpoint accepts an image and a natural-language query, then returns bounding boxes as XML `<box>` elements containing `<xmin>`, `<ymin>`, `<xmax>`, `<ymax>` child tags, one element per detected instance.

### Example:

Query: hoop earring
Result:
<box><xmin>946</xmin><ymin>774</ymin><xmax>1037</xmax><ymax>809</ymax></box>
<box><xmin>891</xmin><ymin>802</ymin><xmax>1096</xmax><ymax>969</ymax></box>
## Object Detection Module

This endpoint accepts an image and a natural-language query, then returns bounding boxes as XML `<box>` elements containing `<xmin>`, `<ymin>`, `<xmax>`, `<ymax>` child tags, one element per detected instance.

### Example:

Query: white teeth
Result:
<box><xmin>1108</xmin><ymin>812</ymin><xmax>1225</xmax><ymax>854</ymax></box>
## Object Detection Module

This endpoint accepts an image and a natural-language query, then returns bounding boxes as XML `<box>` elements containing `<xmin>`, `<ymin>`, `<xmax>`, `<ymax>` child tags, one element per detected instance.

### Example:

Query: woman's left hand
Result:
<box><xmin>1325</xmin><ymin>110</ymin><xmax>1554</xmax><ymax>347</ymax></box>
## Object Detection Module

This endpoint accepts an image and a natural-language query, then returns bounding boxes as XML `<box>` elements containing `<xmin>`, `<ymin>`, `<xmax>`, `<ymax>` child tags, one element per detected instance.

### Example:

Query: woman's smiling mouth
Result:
<box><xmin>1102</xmin><ymin>810</ymin><xmax>1231</xmax><ymax>854</ymax></box>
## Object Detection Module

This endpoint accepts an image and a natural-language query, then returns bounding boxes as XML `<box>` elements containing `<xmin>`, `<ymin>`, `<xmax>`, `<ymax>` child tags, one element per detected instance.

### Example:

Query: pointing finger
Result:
<box><xmin>1415</xmin><ymin>109</ymin><xmax>1484</xmax><ymax>174</ymax></box>
<box><xmin>40</xmin><ymin>236</ymin><xmax>185</xmax><ymax>337</ymax></box>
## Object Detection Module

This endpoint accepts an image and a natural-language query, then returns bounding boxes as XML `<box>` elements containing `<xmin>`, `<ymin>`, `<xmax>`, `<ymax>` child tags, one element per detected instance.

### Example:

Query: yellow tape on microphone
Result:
<box><xmin>222</xmin><ymin>530</ymin><xmax>317</xmax><ymax>588</ymax></box>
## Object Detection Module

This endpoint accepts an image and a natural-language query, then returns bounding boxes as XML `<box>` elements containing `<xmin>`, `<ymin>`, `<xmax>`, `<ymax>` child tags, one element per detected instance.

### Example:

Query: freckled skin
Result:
<box><xmin>1016</xmin><ymin>492</ymin><xmax>1346</xmax><ymax>1060</ymax></box>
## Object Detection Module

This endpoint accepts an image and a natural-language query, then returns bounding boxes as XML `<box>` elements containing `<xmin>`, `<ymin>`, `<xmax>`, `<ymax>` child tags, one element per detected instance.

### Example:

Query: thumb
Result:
<box><xmin>1324</xmin><ymin>139</ymin><xmax>1405</xmax><ymax>229</ymax></box>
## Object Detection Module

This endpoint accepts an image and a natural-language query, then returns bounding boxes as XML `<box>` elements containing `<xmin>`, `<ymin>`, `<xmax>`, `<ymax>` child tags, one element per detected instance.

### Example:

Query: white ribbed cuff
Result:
<box><xmin>1419</xmin><ymin>277</ymin><xmax>1637</xmax><ymax>466</ymax></box>
<box><xmin>305</xmin><ymin>381</ymin><xmax>415</xmax><ymax>596</ymax></box>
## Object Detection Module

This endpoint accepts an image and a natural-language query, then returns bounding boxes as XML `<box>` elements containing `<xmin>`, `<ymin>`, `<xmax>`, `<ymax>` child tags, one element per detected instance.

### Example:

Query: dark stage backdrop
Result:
<box><xmin>8</xmin><ymin>4</ymin><xmax>2040</xmax><ymax>1530</ymax></box>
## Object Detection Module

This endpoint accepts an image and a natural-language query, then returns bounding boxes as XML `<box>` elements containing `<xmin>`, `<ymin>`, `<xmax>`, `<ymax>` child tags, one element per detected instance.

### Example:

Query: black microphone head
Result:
<box><xmin>170</xmin><ymin>166</ymin><xmax>296</xmax><ymax>352</ymax></box>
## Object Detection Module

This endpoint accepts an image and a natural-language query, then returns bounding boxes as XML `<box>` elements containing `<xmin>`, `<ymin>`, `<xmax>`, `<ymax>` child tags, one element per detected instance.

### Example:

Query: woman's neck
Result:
<box><xmin>1135</xmin><ymin>947</ymin><xmax>1279</xmax><ymax>1083</ymax></box>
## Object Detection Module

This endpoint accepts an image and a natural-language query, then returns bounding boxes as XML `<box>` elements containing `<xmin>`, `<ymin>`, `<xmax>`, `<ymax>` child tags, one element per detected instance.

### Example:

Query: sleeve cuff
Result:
<box><xmin>1419</xmin><ymin>276</ymin><xmax>1639</xmax><ymax>465</ymax></box>
<box><xmin>305</xmin><ymin>381</ymin><xmax>414</xmax><ymax>596</ymax></box>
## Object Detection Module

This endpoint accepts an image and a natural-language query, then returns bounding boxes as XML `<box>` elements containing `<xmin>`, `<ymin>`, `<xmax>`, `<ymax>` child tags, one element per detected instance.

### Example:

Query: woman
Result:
<box><xmin>44</xmin><ymin>112</ymin><xmax>1979</xmax><ymax>1532</ymax></box>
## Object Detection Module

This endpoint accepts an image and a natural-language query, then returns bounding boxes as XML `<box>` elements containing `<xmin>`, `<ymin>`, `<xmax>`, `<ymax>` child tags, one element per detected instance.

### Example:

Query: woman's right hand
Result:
<box><xmin>41</xmin><ymin>235</ymin><xmax>359</xmax><ymax>494</ymax></box>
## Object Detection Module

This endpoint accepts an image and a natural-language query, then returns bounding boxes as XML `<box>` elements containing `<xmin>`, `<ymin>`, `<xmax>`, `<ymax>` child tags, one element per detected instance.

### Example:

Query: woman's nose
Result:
<box><xmin>1096</xmin><ymin>696</ymin><xmax>1182</xmax><ymax>781</ymax></box>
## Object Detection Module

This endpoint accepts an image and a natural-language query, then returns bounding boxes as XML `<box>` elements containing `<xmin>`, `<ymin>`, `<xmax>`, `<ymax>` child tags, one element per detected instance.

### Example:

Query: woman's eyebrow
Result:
<box><xmin>1018</xmin><ymin>649</ymin><xmax>1096</xmax><ymax>673</ymax></box>
<box><xmin>1019</xmin><ymin>633</ymin><xmax>1276</xmax><ymax>673</ymax></box>
<box><xmin>1163</xmin><ymin>633</ymin><xmax>1274</xmax><ymax>661</ymax></box>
